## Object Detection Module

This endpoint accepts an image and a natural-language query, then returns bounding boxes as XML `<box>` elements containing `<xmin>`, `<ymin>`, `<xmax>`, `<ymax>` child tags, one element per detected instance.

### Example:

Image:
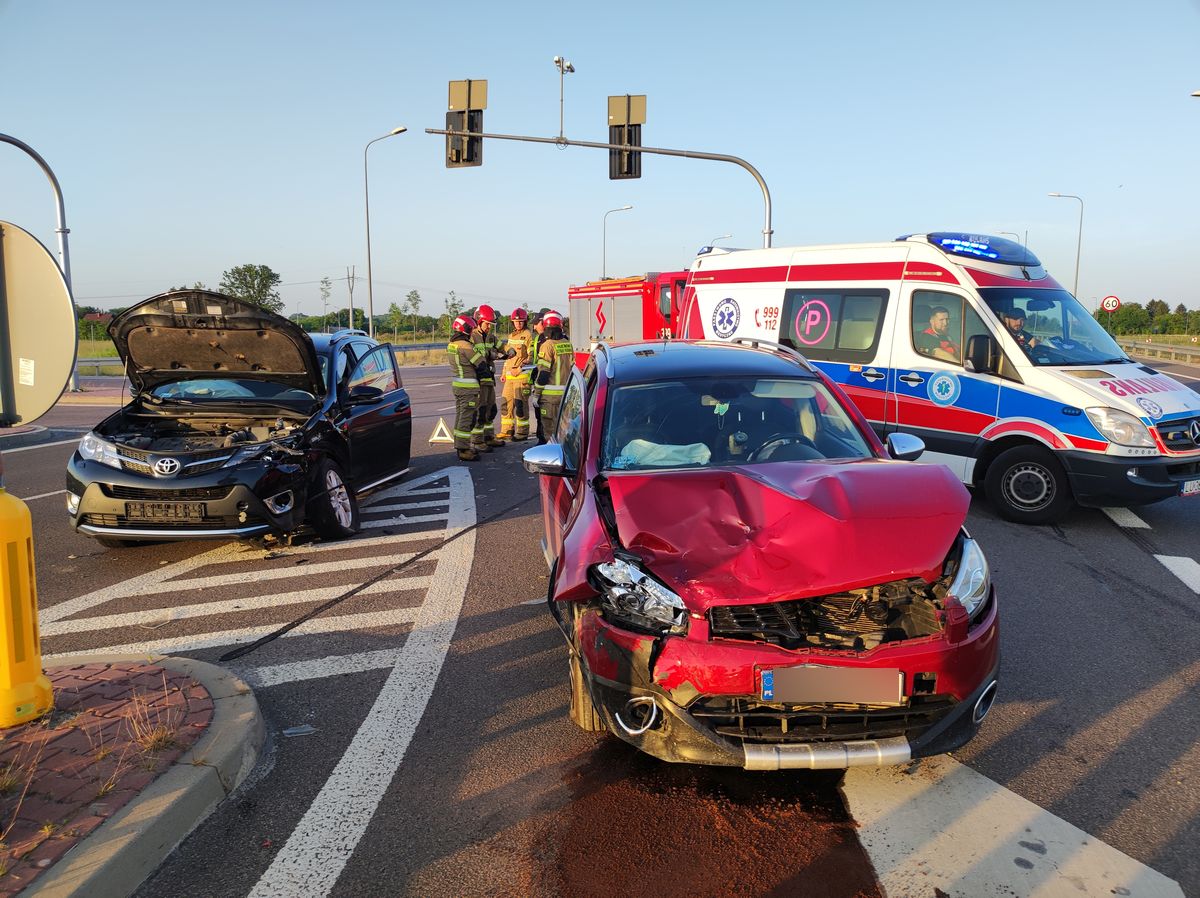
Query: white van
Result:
<box><xmin>678</xmin><ymin>232</ymin><xmax>1200</xmax><ymax>523</ymax></box>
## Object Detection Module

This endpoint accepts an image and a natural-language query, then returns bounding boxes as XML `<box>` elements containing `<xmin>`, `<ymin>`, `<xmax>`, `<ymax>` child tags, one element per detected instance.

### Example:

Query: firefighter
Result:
<box><xmin>498</xmin><ymin>308</ymin><xmax>533</xmax><ymax>441</ymax></box>
<box><xmin>471</xmin><ymin>305</ymin><xmax>507</xmax><ymax>451</ymax></box>
<box><xmin>533</xmin><ymin>310</ymin><xmax>572</xmax><ymax>442</ymax></box>
<box><xmin>527</xmin><ymin>312</ymin><xmax>546</xmax><ymax>443</ymax></box>
<box><xmin>447</xmin><ymin>314</ymin><xmax>483</xmax><ymax>462</ymax></box>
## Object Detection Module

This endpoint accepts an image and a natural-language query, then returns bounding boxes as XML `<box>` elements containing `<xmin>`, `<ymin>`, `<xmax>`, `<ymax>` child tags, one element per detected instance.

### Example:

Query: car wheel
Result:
<box><xmin>309</xmin><ymin>459</ymin><xmax>360</xmax><ymax>539</ymax></box>
<box><xmin>568</xmin><ymin>651</ymin><xmax>606</xmax><ymax>733</ymax></box>
<box><xmin>94</xmin><ymin>536</ymin><xmax>136</xmax><ymax>549</ymax></box>
<box><xmin>985</xmin><ymin>444</ymin><xmax>1073</xmax><ymax>524</ymax></box>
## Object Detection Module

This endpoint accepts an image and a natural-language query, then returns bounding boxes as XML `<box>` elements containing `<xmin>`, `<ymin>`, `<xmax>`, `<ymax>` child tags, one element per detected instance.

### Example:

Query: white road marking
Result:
<box><xmin>436</xmin><ymin>405</ymin><xmax>454</xmax><ymax>411</ymax></box>
<box><xmin>362</xmin><ymin>498</ymin><xmax>449</xmax><ymax>511</ymax></box>
<box><xmin>248</xmin><ymin>465</ymin><xmax>475</xmax><ymax>897</ymax></box>
<box><xmin>15</xmin><ymin>489</ymin><xmax>66</xmax><ymax>501</ymax></box>
<box><xmin>0</xmin><ymin>425</ymin><xmax>46</xmax><ymax>439</ymax></box>
<box><xmin>1153</xmin><ymin>555</ymin><xmax>1200</xmax><ymax>594</ymax></box>
<box><xmin>1102</xmin><ymin>507</ymin><xmax>1151</xmax><ymax>529</ymax></box>
<box><xmin>360</xmin><ymin>513</ymin><xmax>447</xmax><ymax>529</ymax></box>
<box><xmin>399</xmin><ymin>487</ymin><xmax>450</xmax><ymax>497</ymax></box>
<box><xmin>1</xmin><ymin>437</ymin><xmax>81</xmax><ymax>453</ymax></box>
<box><xmin>241</xmin><ymin>648</ymin><xmax>404</xmax><ymax>688</ymax></box>
<box><xmin>843</xmin><ymin>755</ymin><xmax>1185</xmax><ymax>898</ymax></box>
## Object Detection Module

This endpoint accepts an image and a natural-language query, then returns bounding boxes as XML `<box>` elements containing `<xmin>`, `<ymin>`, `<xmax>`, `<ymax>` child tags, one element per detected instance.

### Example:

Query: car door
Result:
<box><xmin>889</xmin><ymin>287</ymin><xmax>1000</xmax><ymax>480</ymax></box>
<box><xmin>341</xmin><ymin>344</ymin><xmax>411</xmax><ymax>488</ymax></box>
<box><xmin>541</xmin><ymin>370</ymin><xmax>586</xmax><ymax>565</ymax></box>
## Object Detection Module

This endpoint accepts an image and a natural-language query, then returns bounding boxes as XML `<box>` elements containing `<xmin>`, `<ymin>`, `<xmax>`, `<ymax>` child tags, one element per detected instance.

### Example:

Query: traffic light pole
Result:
<box><xmin>425</xmin><ymin>127</ymin><xmax>774</xmax><ymax>248</ymax></box>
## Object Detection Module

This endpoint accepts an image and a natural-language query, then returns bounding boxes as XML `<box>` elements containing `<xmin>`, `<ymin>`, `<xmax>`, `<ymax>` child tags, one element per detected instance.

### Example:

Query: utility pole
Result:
<box><xmin>345</xmin><ymin>265</ymin><xmax>356</xmax><ymax>330</ymax></box>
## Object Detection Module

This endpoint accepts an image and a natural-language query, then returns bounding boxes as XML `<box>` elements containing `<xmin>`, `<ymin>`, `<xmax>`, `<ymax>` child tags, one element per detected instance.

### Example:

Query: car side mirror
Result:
<box><xmin>523</xmin><ymin>443</ymin><xmax>571</xmax><ymax>477</ymax></box>
<box><xmin>964</xmin><ymin>334</ymin><xmax>999</xmax><ymax>374</ymax></box>
<box><xmin>886</xmin><ymin>433</ymin><xmax>925</xmax><ymax>461</ymax></box>
<box><xmin>347</xmin><ymin>385</ymin><xmax>384</xmax><ymax>405</ymax></box>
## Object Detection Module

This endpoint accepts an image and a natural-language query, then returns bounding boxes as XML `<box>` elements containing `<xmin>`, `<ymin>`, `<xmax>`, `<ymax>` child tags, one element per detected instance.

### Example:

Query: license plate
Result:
<box><xmin>761</xmin><ymin>665</ymin><xmax>904</xmax><ymax>706</ymax></box>
<box><xmin>1182</xmin><ymin>479</ymin><xmax>1200</xmax><ymax>498</ymax></box>
<box><xmin>125</xmin><ymin>501</ymin><xmax>207</xmax><ymax>521</ymax></box>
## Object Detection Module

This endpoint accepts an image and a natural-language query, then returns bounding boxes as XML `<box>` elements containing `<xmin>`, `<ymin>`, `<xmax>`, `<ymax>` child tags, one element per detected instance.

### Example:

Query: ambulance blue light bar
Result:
<box><xmin>910</xmin><ymin>232</ymin><xmax>1042</xmax><ymax>267</ymax></box>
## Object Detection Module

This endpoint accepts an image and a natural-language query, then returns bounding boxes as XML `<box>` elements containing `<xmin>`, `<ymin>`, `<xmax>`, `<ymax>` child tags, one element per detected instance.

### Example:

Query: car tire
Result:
<box><xmin>309</xmin><ymin>459</ymin><xmax>360</xmax><ymax>539</ymax></box>
<box><xmin>568</xmin><ymin>651</ymin><xmax>606</xmax><ymax>733</ymax></box>
<box><xmin>985</xmin><ymin>444</ymin><xmax>1073</xmax><ymax>524</ymax></box>
<box><xmin>95</xmin><ymin>536</ymin><xmax>136</xmax><ymax>549</ymax></box>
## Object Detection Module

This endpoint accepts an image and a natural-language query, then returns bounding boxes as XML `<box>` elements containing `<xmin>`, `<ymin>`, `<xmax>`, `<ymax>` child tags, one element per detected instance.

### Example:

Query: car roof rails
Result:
<box><xmin>727</xmin><ymin>337</ymin><xmax>818</xmax><ymax>373</ymax></box>
<box><xmin>331</xmin><ymin>328</ymin><xmax>369</xmax><ymax>339</ymax></box>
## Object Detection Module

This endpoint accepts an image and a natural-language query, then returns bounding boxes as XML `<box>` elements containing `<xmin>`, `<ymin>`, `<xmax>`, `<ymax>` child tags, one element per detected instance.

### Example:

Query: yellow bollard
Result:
<box><xmin>0</xmin><ymin>454</ymin><xmax>53</xmax><ymax>727</ymax></box>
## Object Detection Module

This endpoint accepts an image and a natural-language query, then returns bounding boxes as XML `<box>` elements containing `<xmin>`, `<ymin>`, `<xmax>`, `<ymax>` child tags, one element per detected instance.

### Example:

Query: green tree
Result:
<box><xmin>167</xmin><ymin>281</ymin><xmax>209</xmax><ymax>292</ymax></box>
<box><xmin>218</xmin><ymin>264</ymin><xmax>284</xmax><ymax>314</ymax></box>
<box><xmin>386</xmin><ymin>302</ymin><xmax>403</xmax><ymax>341</ymax></box>
<box><xmin>1145</xmin><ymin>298</ymin><xmax>1170</xmax><ymax>322</ymax></box>
<box><xmin>443</xmin><ymin>291</ymin><xmax>464</xmax><ymax>337</ymax></box>
<box><xmin>319</xmin><ymin>276</ymin><xmax>333</xmax><ymax>330</ymax></box>
<box><xmin>404</xmin><ymin>290</ymin><xmax>422</xmax><ymax>341</ymax></box>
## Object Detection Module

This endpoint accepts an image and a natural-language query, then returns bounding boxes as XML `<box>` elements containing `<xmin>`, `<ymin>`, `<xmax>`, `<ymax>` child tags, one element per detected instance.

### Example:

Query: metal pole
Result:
<box><xmin>602</xmin><ymin>205</ymin><xmax>632</xmax><ymax>278</ymax></box>
<box><xmin>1049</xmin><ymin>193</ymin><xmax>1084</xmax><ymax>297</ymax></box>
<box><xmin>427</xmin><ymin>127</ymin><xmax>774</xmax><ymax>248</ymax></box>
<box><xmin>363</xmin><ymin>127</ymin><xmax>407</xmax><ymax>340</ymax></box>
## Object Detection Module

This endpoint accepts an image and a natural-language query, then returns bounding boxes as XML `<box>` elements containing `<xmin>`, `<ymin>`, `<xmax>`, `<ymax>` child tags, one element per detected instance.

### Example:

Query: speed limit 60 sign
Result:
<box><xmin>1100</xmin><ymin>295</ymin><xmax>1121</xmax><ymax>313</ymax></box>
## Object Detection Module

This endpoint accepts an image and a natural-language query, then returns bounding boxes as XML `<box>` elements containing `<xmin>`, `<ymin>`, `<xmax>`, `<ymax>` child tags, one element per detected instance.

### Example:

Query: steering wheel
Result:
<box><xmin>748</xmin><ymin>431</ymin><xmax>818</xmax><ymax>462</ymax></box>
<box><xmin>1027</xmin><ymin>341</ymin><xmax>1057</xmax><ymax>362</ymax></box>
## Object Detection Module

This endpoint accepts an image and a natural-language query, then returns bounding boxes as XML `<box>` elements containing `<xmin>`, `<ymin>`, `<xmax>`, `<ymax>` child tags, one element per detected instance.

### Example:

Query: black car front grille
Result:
<box><xmin>120</xmin><ymin>459</ymin><xmax>155</xmax><ymax>476</ymax></box>
<box><xmin>688</xmin><ymin>695</ymin><xmax>956</xmax><ymax>745</ymax></box>
<box><xmin>102</xmin><ymin>485</ymin><xmax>234</xmax><ymax>501</ymax></box>
<box><xmin>1157</xmin><ymin>417</ymin><xmax>1200</xmax><ymax>452</ymax></box>
<box><xmin>80</xmin><ymin>513</ymin><xmax>262</xmax><ymax>531</ymax></box>
<box><xmin>708</xmin><ymin>577</ymin><xmax>944</xmax><ymax>651</ymax></box>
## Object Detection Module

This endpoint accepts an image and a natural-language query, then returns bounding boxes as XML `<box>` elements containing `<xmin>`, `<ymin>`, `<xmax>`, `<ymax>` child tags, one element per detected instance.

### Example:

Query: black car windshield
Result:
<box><xmin>979</xmin><ymin>288</ymin><xmax>1129</xmax><ymax>365</ymax></box>
<box><xmin>150</xmin><ymin>379</ymin><xmax>316</xmax><ymax>402</ymax></box>
<box><xmin>602</xmin><ymin>376</ymin><xmax>873</xmax><ymax>471</ymax></box>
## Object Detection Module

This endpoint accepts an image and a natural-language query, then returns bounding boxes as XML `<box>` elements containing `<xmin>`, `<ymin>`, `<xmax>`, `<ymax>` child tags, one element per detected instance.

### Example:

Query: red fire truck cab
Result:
<box><xmin>566</xmin><ymin>271</ymin><xmax>688</xmax><ymax>367</ymax></box>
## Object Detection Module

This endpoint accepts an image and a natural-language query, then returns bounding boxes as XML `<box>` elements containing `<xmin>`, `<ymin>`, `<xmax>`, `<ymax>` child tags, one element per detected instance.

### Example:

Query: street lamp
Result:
<box><xmin>553</xmin><ymin>56</ymin><xmax>575</xmax><ymax>143</ymax></box>
<box><xmin>999</xmin><ymin>231</ymin><xmax>1021</xmax><ymax>244</ymax></box>
<box><xmin>708</xmin><ymin>233</ymin><xmax>732</xmax><ymax>247</ymax></box>
<box><xmin>364</xmin><ymin>126</ymin><xmax>407</xmax><ymax>339</ymax></box>
<box><xmin>1048</xmin><ymin>193</ymin><xmax>1084</xmax><ymax>297</ymax></box>
<box><xmin>602</xmin><ymin>205</ymin><xmax>633</xmax><ymax>279</ymax></box>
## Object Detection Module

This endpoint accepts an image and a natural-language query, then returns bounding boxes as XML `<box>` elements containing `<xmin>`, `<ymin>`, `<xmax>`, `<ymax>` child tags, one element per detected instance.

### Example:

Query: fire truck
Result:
<box><xmin>566</xmin><ymin>271</ymin><xmax>688</xmax><ymax>367</ymax></box>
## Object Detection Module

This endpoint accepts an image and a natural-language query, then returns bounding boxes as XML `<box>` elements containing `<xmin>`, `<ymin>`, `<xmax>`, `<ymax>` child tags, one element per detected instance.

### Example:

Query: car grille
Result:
<box><xmin>80</xmin><ymin>513</ymin><xmax>262</xmax><ymax>531</ymax></box>
<box><xmin>120</xmin><ymin>459</ymin><xmax>155</xmax><ymax>476</ymax></box>
<box><xmin>115</xmin><ymin>445</ymin><xmax>236</xmax><ymax>478</ymax></box>
<box><xmin>688</xmin><ymin>695</ymin><xmax>957</xmax><ymax>745</ymax></box>
<box><xmin>102</xmin><ymin>485</ymin><xmax>234</xmax><ymax>501</ymax></box>
<box><xmin>708</xmin><ymin>577</ymin><xmax>944</xmax><ymax>651</ymax></box>
<box><xmin>1156</xmin><ymin>417</ymin><xmax>1200</xmax><ymax>452</ymax></box>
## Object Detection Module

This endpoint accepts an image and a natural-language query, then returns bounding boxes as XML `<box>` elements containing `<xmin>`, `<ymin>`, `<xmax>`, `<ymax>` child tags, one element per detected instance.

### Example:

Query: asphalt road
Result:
<box><xmin>1</xmin><ymin>360</ymin><xmax>1197</xmax><ymax>897</ymax></box>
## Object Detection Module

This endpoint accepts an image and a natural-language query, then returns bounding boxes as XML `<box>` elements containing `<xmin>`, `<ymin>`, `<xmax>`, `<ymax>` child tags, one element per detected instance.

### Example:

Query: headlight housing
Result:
<box><xmin>948</xmin><ymin>537</ymin><xmax>990</xmax><ymax>620</ymax></box>
<box><xmin>1085</xmin><ymin>407</ymin><xmax>1156</xmax><ymax>448</ymax></box>
<box><xmin>592</xmin><ymin>558</ymin><xmax>688</xmax><ymax>635</ymax></box>
<box><xmin>77</xmin><ymin>432</ymin><xmax>122</xmax><ymax>470</ymax></box>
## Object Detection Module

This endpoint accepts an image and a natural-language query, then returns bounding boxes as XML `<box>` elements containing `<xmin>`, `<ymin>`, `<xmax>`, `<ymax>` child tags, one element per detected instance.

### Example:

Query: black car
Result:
<box><xmin>66</xmin><ymin>290</ymin><xmax>412</xmax><ymax>547</ymax></box>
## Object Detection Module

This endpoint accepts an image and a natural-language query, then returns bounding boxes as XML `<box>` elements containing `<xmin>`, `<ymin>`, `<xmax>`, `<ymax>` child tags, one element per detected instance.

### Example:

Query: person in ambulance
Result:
<box><xmin>999</xmin><ymin>306</ymin><xmax>1040</xmax><ymax>352</ymax></box>
<box><xmin>916</xmin><ymin>306</ymin><xmax>961</xmax><ymax>362</ymax></box>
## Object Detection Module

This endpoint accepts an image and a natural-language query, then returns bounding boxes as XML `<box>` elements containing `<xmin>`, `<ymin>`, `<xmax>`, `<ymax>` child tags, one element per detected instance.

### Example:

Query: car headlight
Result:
<box><xmin>1085</xmin><ymin>407</ymin><xmax>1156</xmax><ymax>448</ymax></box>
<box><xmin>77</xmin><ymin>433</ymin><xmax>122</xmax><ymax>470</ymax></box>
<box><xmin>948</xmin><ymin>537</ymin><xmax>990</xmax><ymax>620</ymax></box>
<box><xmin>592</xmin><ymin>558</ymin><xmax>688</xmax><ymax>635</ymax></box>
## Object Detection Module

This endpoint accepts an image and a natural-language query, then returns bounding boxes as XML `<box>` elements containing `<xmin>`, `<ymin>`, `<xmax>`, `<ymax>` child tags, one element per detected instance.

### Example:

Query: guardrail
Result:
<box><xmin>1117</xmin><ymin>339</ymin><xmax>1200</xmax><ymax>366</ymax></box>
<box><xmin>74</xmin><ymin>342</ymin><xmax>449</xmax><ymax>376</ymax></box>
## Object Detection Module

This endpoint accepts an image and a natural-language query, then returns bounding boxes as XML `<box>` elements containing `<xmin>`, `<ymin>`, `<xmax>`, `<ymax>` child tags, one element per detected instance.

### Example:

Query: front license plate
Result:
<box><xmin>1181</xmin><ymin>479</ymin><xmax>1200</xmax><ymax>497</ymax></box>
<box><xmin>125</xmin><ymin>501</ymin><xmax>207</xmax><ymax>521</ymax></box>
<box><xmin>761</xmin><ymin>665</ymin><xmax>904</xmax><ymax>706</ymax></box>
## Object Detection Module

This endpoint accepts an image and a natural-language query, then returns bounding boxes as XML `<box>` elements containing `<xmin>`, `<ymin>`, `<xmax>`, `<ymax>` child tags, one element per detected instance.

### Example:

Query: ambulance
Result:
<box><xmin>677</xmin><ymin>232</ymin><xmax>1200</xmax><ymax>523</ymax></box>
<box><xmin>567</xmin><ymin>271</ymin><xmax>688</xmax><ymax>367</ymax></box>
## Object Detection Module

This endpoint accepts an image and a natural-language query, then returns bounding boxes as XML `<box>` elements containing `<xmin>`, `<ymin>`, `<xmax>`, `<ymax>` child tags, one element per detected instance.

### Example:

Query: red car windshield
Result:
<box><xmin>602</xmin><ymin>376</ymin><xmax>873</xmax><ymax>471</ymax></box>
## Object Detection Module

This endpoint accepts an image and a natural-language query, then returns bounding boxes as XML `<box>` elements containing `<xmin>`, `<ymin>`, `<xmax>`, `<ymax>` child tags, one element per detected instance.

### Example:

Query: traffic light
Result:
<box><xmin>446</xmin><ymin>80</ymin><xmax>487</xmax><ymax>168</ymax></box>
<box><xmin>608</xmin><ymin>94</ymin><xmax>645</xmax><ymax>180</ymax></box>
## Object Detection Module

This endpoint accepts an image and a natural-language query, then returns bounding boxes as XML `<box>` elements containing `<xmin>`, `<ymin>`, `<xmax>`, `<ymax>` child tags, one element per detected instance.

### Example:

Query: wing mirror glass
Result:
<box><xmin>347</xmin><ymin>385</ymin><xmax>384</xmax><ymax>405</ymax></box>
<box><xmin>523</xmin><ymin>443</ymin><xmax>570</xmax><ymax>477</ymax></box>
<box><xmin>886</xmin><ymin>433</ymin><xmax>925</xmax><ymax>461</ymax></box>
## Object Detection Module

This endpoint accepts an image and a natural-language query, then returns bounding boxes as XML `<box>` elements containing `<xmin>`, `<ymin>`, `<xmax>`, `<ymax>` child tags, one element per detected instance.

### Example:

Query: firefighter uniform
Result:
<box><xmin>471</xmin><ymin>327</ymin><xmax>505</xmax><ymax>448</ymax></box>
<box><xmin>498</xmin><ymin>327</ymin><xmax>533</xmax><ymax>440</ymax></box>
<box><xmin>527</xmin><ymin>327</ymin><xmax>544</xmax><ymax>441</ymax></box>
<box><xmin>447</xmin><ymin>332</ymin><xmax>484</xmax><ymax>457</ymax></box>
<box><xmin>534</xmin><ymin>330</ymin><xmax>573</xmax><ymax>437</ymax></box>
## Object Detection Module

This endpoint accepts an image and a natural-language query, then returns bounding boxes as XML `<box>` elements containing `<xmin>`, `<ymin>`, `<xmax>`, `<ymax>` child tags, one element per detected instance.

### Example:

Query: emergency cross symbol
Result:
<box><xmin>926</xmin><ymin>372</ymin><xmax>961</xmax><ymax>407</ymax></box>
<box><xmin>712</xmin><ymin>298</ymin><xmax>741</xmax><ymax>338</ymax></box>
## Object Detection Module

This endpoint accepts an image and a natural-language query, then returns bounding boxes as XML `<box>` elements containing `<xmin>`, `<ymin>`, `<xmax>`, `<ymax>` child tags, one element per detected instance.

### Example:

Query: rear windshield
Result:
<box><xmin>602</xmin><ymin>376</ymin><xmax>873</xmax><ymax>471</ymax></box>
<box><xmin>150</xmin><ymin>379</ymin><xmax>315</xmax><ymax>402</ymax></box>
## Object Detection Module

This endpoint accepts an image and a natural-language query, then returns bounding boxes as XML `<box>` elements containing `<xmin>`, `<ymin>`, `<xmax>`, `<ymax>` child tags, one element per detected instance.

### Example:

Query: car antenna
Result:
<box><xmin>1020</xmin><ymin>229</ymin><xmax>1031</xmax><ymax>281</ymax></box>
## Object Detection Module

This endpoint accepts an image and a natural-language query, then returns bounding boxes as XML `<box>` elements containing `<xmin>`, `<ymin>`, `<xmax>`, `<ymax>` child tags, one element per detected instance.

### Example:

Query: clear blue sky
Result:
<box><xmin>3</xmin><ymin>1</ymin><xmax>1199</xmax><ymax>319</ymax></box>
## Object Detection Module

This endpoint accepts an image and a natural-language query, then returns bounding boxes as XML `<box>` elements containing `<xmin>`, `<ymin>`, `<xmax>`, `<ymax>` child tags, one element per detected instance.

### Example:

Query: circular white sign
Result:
<box><xmin>1100</xmin><ymin>295</ymin><xmax>1121</xmax><ymax>313</ymax></box>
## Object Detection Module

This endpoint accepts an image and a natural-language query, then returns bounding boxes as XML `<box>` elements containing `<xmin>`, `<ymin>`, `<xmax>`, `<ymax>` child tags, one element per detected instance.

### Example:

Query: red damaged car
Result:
<box><xmin>523</xmin><ymin>339</ymin><xmax>999</xmax><ymax>769</ymax></box>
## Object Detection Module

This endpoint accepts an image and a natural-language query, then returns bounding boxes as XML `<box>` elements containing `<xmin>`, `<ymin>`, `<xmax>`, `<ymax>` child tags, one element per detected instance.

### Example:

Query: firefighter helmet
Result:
<box><xmin>452</xmin><ymin>314</ymin><xmax>477</xmax><ymax>335</ymax></box>
<box><xmin>542</xmin><ymin>310</ymin><xmax>563</xmax><ymax>328</ymax></box>
<box><xmin>475</xmin><ymin>304</ymin><xmax>497</xmax><ymax>323</ymax></box>
<box><xmin>510</xmin><ymin>308</ymin><xmax>528</xmax><ymax>322</ymax></box>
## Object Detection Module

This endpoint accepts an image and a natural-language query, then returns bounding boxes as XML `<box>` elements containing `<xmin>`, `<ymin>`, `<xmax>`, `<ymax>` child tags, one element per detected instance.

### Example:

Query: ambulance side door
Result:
<box><xmin>889</xmin><ymin>286</ymin><xmax>1000</xmax><ymax>479</ymax></box>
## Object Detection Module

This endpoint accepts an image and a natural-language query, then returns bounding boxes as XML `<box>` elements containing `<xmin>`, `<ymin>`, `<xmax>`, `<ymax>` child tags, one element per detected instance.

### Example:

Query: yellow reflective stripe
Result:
<box><xmin>542</xmin><ymin>386</ymin><xmax>566</xmax><ymax>395</ymax></box>
<box><xmin>452</xmin><ymin>379</ymin><xmax>479</xmax><ymax>387</ymax></box>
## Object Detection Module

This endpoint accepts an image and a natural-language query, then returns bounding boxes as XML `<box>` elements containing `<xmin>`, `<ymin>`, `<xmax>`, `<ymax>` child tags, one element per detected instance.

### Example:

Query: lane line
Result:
<box><xmin>0</xmin><ymin>438</ymin><xmax>82</xmax><ymax>453</ymax></box>
<box><xmin>1102</xmin><ymin>507</ymin><xmax>1151</xmax><ymax>529</ymax></box>
<box><xmin>146</xmin><ymin>552</ymin><xmax>420</xmax><ymax>592</ymax></box>
<box><xmin>242</xmin><ymin>648</ymin><xmax>403</xmax><ymax>688</ymax></box>
<box><xmin>843</xmin><ymin>755</ymin><xmax>1185</xmax><ymax>898</ymax></box>
<box><xmin>1153</xmin><ymin>555</ymin><xmax>1200</xmax><ymax>594</ymax></box>
<box><xmin>16</xmin><ymin>489</ymin><xmax>66</xmax><ymax>502</ymax></box>
<box><xmin>248</xmin><ymin>465</ymin><xmax>475</xmax><ymax>897</ymax></box>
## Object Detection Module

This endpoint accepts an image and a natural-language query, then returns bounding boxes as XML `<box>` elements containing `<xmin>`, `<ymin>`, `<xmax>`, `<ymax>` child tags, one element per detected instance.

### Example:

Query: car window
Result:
<box><xmin>781</xmin><ymin>289</ymin><xmax>888</xmax><ymax>361</ymax></box>
<box><xmin>602</xmin><ymin>375</ymin><xmax>872</xmax><ymax>471</ymax></box>
<box><xmin>556</xmin><ymin>375</ymin><xmax>585</xmax><ymax>471</ymax></box>
<box><xmin>347</xmin><ymin>345</ymin><xmax>399</xmax><ymax>394</ymax></box>
<box><xmin>911</xmin><ymin>291</ymin><xmax>963</xmax><ymax>365</ymax></box>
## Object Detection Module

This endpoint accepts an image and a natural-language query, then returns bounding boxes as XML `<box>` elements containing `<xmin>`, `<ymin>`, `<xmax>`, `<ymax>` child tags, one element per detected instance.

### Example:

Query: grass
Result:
<box><xmin>125</xmin><ymin>673</ymin><xmax>182</xmax><ymax>755</ymax></box>
<box><xmin>1121</xmin><ymin>333</ymin><xmax>1200</xmax><ymax>346</ymax></box>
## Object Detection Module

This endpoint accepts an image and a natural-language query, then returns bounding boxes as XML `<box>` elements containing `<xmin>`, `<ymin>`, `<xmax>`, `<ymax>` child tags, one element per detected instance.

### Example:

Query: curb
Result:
<box><xmin>27</xmin><ymin>654</ymin><xmax>265</xmax><ymax>898</ymax></box>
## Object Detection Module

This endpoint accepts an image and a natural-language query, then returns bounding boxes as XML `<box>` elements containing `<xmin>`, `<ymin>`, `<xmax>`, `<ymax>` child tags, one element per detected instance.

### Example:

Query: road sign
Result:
<box><xmin>1100</xmin><ymin>295</ymin><xmax>1121</xmax><ymax>313</ymax></box>
<box><xmin>0</xmin><ymin>221</ymin><xmax>77</xmax><ymax>426</ymax></box>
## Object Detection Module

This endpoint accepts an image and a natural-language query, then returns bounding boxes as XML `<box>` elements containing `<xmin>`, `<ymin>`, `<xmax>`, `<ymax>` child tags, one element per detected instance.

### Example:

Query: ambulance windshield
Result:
<box><xmin>979</xmin><ymin>288</ymin><xmax>1129</xmax><ymax>366</ymax></box>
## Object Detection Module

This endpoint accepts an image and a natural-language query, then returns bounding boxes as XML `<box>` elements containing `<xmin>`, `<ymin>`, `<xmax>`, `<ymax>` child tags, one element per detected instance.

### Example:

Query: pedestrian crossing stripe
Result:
<box><xmin>428</xmin><ymin>417</ymin><xmax>454</xmax><ymax>443</ymax></box>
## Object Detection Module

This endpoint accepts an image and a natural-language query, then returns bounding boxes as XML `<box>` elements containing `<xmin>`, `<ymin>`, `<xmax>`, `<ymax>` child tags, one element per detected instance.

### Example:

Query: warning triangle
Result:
<box><xmin>428</xmin><ymin>417</ymin><xmax>454</xmax><ymax>444</ymax></box>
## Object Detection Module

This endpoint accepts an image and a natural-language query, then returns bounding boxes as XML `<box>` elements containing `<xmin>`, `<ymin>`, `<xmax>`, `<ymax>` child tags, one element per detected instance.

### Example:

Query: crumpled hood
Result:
<box><xmin>1047</xmin><ymin>363</ymin><xmax>1200</xmax><ymax>419</ymax></box>
<box><xmin>604</xmin><ymin>460</ymin><xmax>969</xmax><ymax>611</ymax></box>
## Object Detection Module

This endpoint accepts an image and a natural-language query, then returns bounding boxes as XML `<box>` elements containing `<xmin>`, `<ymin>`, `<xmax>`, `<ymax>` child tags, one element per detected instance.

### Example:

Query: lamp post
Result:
<box><xmin>1048</xmin><ymin>193</ymin><xmax>1084</xmax><ymax>298</ymax></box>
<box><xmin>709</xmin><ymin>233</ymin><xmax>732</xmax><ymax>248</ymax></box>
<box><xmin>999</xmin><ymin>231</ymin><xmax>1021</xmax><ymax>244</ymax></box>
<box><xmin>553</xmin><ymin>56</ymin><xmax>575</xmax><ymax>144</ymax></box>
<box><xmin>602</xmin><ymin>204</ymin><xmax>633</xmax><ymax>279</ymax></box>
<box><xmin>364</xmin><ymin>126</ymin><xmax>407</xmax><ymax>339</ymax></box>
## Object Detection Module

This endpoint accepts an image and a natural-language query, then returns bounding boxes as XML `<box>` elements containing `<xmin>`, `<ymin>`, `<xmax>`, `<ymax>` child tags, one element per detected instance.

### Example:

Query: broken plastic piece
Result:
<box><xmin>282</xmin><ymin>724</ymin><xmax>317</xmax><ymax>737</ymax></box>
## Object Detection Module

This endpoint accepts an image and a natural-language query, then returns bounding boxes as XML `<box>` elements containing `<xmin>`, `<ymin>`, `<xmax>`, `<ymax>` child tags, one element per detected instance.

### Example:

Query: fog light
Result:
<box><xmin>264</xmin><ymin>490</ymin><xmax>294</xmax><ymax>514</ymax></box>
<box><xmin>1127</xmin><ymin>467</ymin><xmax>1138</xmax><ymax>479</ymax></box>
<box><xmin>66</xmin><ymin>492</ymin><xmax>81</xmax><ymax>514</ymax></box>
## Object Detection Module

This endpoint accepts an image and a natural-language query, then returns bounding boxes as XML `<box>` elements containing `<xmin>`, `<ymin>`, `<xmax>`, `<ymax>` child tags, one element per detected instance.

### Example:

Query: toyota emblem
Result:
<box><xmin>1190</xmin><ymin>419</ymin><xmax>1200</xmax><ymax>448</ymax></box>
<box><xmin>153</xmin><ymin>457</ymin><xmax>181</xmax><ymax>477</ymax></box>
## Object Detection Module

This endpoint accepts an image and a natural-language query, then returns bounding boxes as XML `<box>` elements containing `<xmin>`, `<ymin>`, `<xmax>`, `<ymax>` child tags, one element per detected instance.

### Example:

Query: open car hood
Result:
<box><xmin>604</xmin><ymin>460</ymin><xmax>969</xmax><ymax>611</ymax></box>
<box><xmin>109</xmin><ymin>291</ymin><xmax>325</xmax><ymax>396</ymax></box>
